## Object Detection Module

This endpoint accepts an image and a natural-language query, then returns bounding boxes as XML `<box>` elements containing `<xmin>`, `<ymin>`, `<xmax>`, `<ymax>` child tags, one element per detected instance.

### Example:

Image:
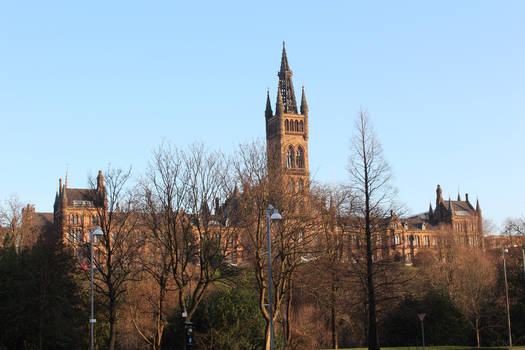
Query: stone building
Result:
<box><xmin>388</xmin><ymin>185</ymin><xmax>484</xmax><ymax>264</ymax></box>
<box><xmin>10</xmin><ymin>44</ymin><xmax>499</xmax><ymax>264</ymax></box>
<box><xmin>52</xmin><ymin>171</ymin><xmax>106</xmax><ymax>244</ymax></box>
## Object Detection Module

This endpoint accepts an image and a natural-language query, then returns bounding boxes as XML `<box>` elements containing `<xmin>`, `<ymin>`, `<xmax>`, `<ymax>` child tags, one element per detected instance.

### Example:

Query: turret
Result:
<box><xmin>476</xmin><ymin>198</ymin><xmax>481</xmax><ymax>214</ymax></box>
<box><xmin>97</xmin><ymin>170</ymin><xmax>105</xmax><ymax>191</ymax></box>
<box><xmin>428</xmin><ymin>202</ymin><xmax>433</xmax><ymax>220</ymax></box>
<box><xmin>436</xmin><ymin>184</ymin><xmax>443</xmax><ymax>207</ymax></box>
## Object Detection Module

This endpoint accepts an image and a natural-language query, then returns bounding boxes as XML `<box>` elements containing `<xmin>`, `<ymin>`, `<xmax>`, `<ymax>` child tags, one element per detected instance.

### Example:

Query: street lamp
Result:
<box><xmin>502</xmin><ymin>247</ymin><xmax>512</xmax><ymax>349</ymax></box>
<box><xmin>90</xmin><ymin>226</ymin><xmax>103</xmax><ymax>350</ymax></box>
<box><xmin>266</xmin><ymin>204</ymin><xmax>282</xmax><ymax>350</ymax></box>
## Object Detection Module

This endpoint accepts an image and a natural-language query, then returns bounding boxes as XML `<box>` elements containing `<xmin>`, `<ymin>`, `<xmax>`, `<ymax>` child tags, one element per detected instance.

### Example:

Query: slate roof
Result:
<box><xmin>64</xmin><ymin>188</ymin><xmax>99</xmax><ymax>207</ymax></box>
<box><xmin>31</xmin><ymin>212</ymin><xmax>54</xmax><ymax>231</ymax></box>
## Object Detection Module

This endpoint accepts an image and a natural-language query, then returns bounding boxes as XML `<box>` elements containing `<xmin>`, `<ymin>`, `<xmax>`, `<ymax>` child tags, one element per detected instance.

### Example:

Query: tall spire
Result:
<box><xmin>300</xmin><ymin>85</ymin><xmax>308</xmax><ymax>115</ymax></box>
<box><xmin>280</xmin><ymin>41</ymin><xmax>290</xmax><ymax>73</ymax></box>
<box><xmin>265</xmin><ymin>90</ymin><xmax>273</xmax><ymax>119</ymax></box>
<box><xmin>476</xmin><ymin>198</ymin><xmax>481</xmax><ymax>213</ymax></box>
<box><xmin>277</xmin><ymin>42</ymin><xmax>298</xmax><ymax>114</ymax></box>
<box><xmin>65</xmin><ymin>170</ymin><xmax>69</xmax><ymax>189</ymax></box>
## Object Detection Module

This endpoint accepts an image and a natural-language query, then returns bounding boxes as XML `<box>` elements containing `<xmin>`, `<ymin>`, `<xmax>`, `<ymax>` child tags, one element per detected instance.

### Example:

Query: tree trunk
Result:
<box><xmin>364</xmin><ymin>137</ymin><xmax>379</xmax><ymax>350</ymax></box>
<box><xmin>476</xmin><ymin>318</ymin><xmax>481</xmax><ymax>348</ymax></box>
<box><xmin>265</xmin><ymin>322</ymin><xmax>271</xmax><ymax>350</ymax></box>
<box><xmin>331</xmin><ymin>283</ymin><xmax>338</xmax><ymax>349</ymax></box>
<box><xmin>285</xmin><ymin>282</ymin><xmax>293</xmax><ymax>349</ymax></box>
<box><xmin>109</xmin><ymin>305</ymin><xmax>117</xmax><ymax>350</ymax></box>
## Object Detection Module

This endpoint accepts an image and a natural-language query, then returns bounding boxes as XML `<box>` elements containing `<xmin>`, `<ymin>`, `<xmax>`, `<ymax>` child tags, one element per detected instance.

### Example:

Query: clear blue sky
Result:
<box><xmin>1</xmin><ymin>1</ymin><xmax>524</xmax><ymax>230</ymax></box>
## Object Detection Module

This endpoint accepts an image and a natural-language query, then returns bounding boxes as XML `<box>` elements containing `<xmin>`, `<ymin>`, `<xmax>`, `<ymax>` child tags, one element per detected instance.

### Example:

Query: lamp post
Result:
<box><xmin>90</xmin><ymin>226</ymin><xmax>104</xmax><ymax>350</ymax></box>
<box><xmin>266</xmin><ymin>204</ymin><xmax>282</xmax><ymax>350</ymax></box>
<box><xmin>502</xmin><ymin>247</ymin><xmax>512</xmax><ymax>349</ymax></box>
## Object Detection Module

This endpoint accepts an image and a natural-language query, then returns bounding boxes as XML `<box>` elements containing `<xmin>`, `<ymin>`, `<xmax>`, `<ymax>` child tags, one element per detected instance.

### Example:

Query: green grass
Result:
<box><xmin>321</xmin><ymin>347</ymin><xmax>520</xmax><ymax>350</ymax></box>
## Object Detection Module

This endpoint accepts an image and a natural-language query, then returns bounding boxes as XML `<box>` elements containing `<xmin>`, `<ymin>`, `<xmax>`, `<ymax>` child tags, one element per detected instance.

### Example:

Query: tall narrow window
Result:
<box><xmin>285</xmin><ymin>119</ymin><xmax>289</xmax><ymax>131</ymax></box>
<box><xmin>286</xmin><ymin>146</ymin><xmax>295</xmax><ymax>168</ymax></box>
<box><xmin>290</xmin><ymin>120</ymin><xmax>295</xmax><ymax>131</ymax></box>
<box><xmin>294</xmin><ymin>120</ymin><xmax>299</xmax><ymax>131</ymax></box>
<box><xmin>296</xmin><ymin>147</ymin><xmax>305</xmax><ymax>168</ymax></box>
<box><xmin>299</xmin><ymin>120</ymin><xmax>304</xmax><ymax>131</ymax></box>
<box><xmin>288</xmin><ymin>179</ymin><xmax>295</xmax><ymax>193</ymax></box>
<box><xmin>298</xmin><ymin>179</ymin><xmax>304</xmax><ymax>193</ymax></box>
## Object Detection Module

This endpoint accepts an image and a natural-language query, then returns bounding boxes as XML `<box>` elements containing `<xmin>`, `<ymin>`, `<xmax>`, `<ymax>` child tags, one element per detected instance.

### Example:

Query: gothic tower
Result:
<box><xmin>265</xmin><ymin>43</ymin><xmax>309</xmax><ymax>193</ymax></box>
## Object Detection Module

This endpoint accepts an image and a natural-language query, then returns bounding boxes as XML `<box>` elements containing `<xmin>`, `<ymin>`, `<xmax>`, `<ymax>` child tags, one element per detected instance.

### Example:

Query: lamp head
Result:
<box><xmin>270</xmin><ymin>211</ymin><xmax>282</xmax><ymax>220</ymax></box>
<box><xmin>92</xmin><ymin>226</ymin><xmax>104</xmax><ymax>236</ymax></box>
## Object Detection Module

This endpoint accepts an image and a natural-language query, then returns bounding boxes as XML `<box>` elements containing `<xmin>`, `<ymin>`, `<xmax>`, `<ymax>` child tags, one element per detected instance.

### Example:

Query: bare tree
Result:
<box><xmin>89</xmin><ymin>167</ymin><xmax>141</xmax><ymax>350</ymax></box>
<box><xmin>0</xmin><ymin>195</ymin><xmax>28</xmax><ymax>252</ymax></box>
<box><xmin>503</xmin><ymin>217</ymin><xmax>525</xmax><ymax>236</ymax></box>
<box><xmin>141</xmin><ymin>142</ymin><xmax>233</xmax><ymax>332</ymax></box>
<box><xmin>232</xmin><ymin>141</ymin><xmax>320</xmax><ymax>350</ymax></box>
<box><xmin>347</xmin><ymin>109</ymin><xmax>397</xmax><ymax>350</ymax></box>
<box><xmin>304</xmin><ymin>183</ymin><xmax>356</xmax><ymax>349</ymax></box>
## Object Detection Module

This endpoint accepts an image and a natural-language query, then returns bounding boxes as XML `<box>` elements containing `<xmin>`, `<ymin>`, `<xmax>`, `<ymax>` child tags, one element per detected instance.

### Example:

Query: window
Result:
<box><xmin>414</xmin><ymin>236</ymin><xmax>421</xmax><ymax>246</ymax></box>
<box><xmin>392</xmin><ymin>234</ymin><xmax>400</xmax><ymax>245</ymax></box>
<box><xmin>286</xmin><ymin>146</ymin><xmax>295</xmax><ymax>168</ymax></box>
<box><xmin>288</xmin><ymin>179</ymin><xmax>295</xmax><ymax>193</ymax></box>
<box><xmin>295</xmin><ymin>120</ymin><xmax>299</xmax><ymax>131</ymax></box>
<box><xmin>298</xmin><ymin>179</ymin><xmax>304</xmax><ymax>193</ymax></box>
<box><xmin>290</xmin><ymin>120</ymin><xmax>295</xmax><ymax>131</ymax></box>
<box><xmin>70</xmin><ymin>215</ymin><xmax>74</xmax><ymax>224</ymax></box>
<box><xmin>424</xmin><ymin>235</ymin><xmax>430</xmax><ymax>246</ymax></box>
<box><xmin>296</xmin><ymin>147</ymin><xmax>305</xmax><ymax>168</ymax></box>
<box><xmin>299</xmin><ymin>120</ymin><xmax>304</xmax><ymax>131</ymax></box>
<box><xmin>285</xmin><ymin>119</ymin><xmax>289</xmax><ymax>131</ymax></box>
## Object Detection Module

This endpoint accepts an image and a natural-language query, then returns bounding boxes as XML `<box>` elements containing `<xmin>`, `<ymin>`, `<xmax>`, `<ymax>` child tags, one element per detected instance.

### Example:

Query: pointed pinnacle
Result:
<box><xmin>265</xmin><ymin>89</ymin><xmax>273</xmax><ymax>116</ymax></box>
<box><xmin>300</xmin><ymin>84</ymin><xmax>308</xmax><ymax>114</ymax></box>
<box><xmin>280</xmin><ymin>41</ymin><xmax>290</xmax><ymax>73</ymax></box>
<box><xmin>276</xmin><ymin>84</ymin><xmax>284</xmax><ymax>115</ymax></box>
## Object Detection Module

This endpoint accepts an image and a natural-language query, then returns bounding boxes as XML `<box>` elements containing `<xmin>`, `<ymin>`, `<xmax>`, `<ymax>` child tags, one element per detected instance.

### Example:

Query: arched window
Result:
<box><xmin>296</xmin><ymin>147</ymin><xmax>305</xmax><ymax>168</ymax></box>
<box><xmin>290</xmin><ymin>120</ymin><xmax>295</xmax><ymax>131</ymax></box>
<box><xmin>70</xmin><ymin>215</ymin><xmax>74</xmax><ymax>224</ymax></box>
<box><xmin>299</xmin><ymin>120</ymin><xmax>304</xmax><ymax>131</ymax></box>
<box><xmin>288</xmin><ymin>179</ymin><xmax>295</xmax><ymax>193</ymax></box>
<box><xmin>285</xmin><ymin>119</ymin><xmax>289</xmax><ymax>131</ymax></box>
<box><xmin>294</xmin><ymin>120</ymin><xmax>299</xmax><ymax>131</ymax></box>
<box><xmin>75</xmin><ymin>215</ymin><xmax>79</xmax><ymax>224</ymax></box>
<box><xmin>286</xmin><ymin>146</ymin><xmax>295</xmax><ymax>168</ymax></box>
<box><xmin>298</xmin><ymin>179</ymin><xmax>304</xmax><ymax>193</ymax></box>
